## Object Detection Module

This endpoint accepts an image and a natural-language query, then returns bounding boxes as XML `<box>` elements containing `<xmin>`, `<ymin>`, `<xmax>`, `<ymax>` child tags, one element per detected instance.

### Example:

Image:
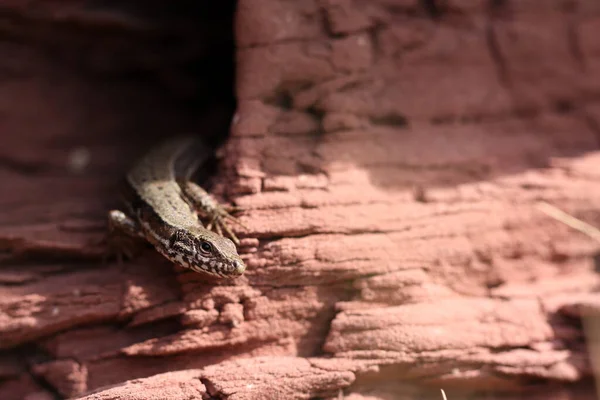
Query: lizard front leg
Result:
<box><xmin>107</xmin><ymin>210</ymin><xmax>145</xmax><ymax>261</ymax></box>
<box><xmin>179</xmin><ymin>181</ymin><xmax>246</xmax><ymax>245</ymax></box>
<box><xmin>108</xmin><ymin>210</ymin><xmax>143</xmax><ymax>238</ymax></box>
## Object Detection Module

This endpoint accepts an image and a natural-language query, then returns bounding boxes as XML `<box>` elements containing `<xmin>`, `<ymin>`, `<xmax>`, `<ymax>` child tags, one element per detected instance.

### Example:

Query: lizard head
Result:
<box><xmin>165</xmin><ymin>227</ymin><xmax>246</xmax><ymax>277</ymax></box>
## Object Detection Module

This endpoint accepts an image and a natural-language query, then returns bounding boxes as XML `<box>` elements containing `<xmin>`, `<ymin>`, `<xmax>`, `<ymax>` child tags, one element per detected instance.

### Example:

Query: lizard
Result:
<box><xmin>108</xmin><ymin>135</ymin><xmax>246</xmax><ymax>277</ymax></box>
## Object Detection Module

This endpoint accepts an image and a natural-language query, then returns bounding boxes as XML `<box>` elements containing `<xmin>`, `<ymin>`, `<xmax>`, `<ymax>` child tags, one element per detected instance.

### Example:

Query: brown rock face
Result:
<box><xmin>1</xmin><ymin>0</ymin><xmax>600</xmax><ymax>399</ymax></box>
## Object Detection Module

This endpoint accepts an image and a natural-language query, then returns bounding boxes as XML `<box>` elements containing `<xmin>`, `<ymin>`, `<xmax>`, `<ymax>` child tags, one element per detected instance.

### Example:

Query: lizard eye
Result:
<box><xmin>199</xmin><ymin>241</ymin><xmax>212</xmax><ymax>254</ymax></box>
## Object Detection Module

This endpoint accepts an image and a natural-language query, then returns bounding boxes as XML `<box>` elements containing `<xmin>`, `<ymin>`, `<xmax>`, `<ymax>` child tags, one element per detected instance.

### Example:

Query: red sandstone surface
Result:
<box><xmin>1</xmin><ymin>1</ymin><xmax>600</xmax><ymax>399</ymax></box>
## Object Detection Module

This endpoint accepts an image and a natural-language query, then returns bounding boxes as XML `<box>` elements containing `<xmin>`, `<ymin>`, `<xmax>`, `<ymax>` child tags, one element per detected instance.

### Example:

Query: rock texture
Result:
<box><xmin>1</xmin><ymin>0</ymin><xmax>600</xmax><ymax>399</ymax></box>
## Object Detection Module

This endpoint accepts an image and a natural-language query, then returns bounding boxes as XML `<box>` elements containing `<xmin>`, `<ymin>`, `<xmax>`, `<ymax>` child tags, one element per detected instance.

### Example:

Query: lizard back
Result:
<box><xmin>126</xmin><ymin>136</ymin><xmax>209</xmax><ymax>229</ymax></box>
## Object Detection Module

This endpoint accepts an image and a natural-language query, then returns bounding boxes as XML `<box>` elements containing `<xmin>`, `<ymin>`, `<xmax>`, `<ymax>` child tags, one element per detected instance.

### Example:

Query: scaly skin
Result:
<box><xmin>108</xmin><ymin>136</ymin><xmax>246</xmax><ymax>277</ymax></box>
